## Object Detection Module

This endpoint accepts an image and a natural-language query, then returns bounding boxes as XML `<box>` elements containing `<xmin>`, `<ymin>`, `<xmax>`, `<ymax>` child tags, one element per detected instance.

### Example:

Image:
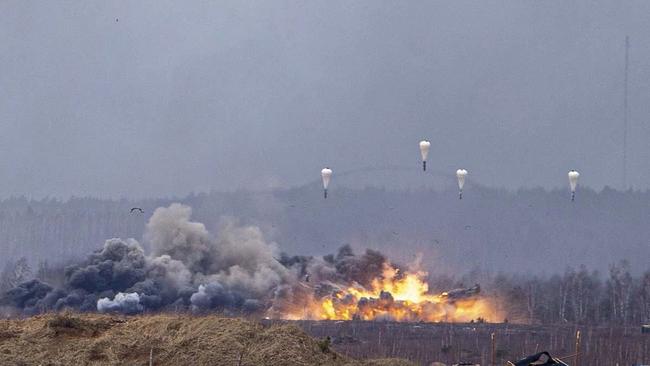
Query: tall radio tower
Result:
<box><xmin>623</xmin><ymin>35</ymin><xmax>629</xmax><ymax>190</ymax></box>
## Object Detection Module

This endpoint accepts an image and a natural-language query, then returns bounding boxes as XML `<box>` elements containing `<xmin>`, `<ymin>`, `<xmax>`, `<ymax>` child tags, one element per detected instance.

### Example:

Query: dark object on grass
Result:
<box><xmin>317</xmin><ymin>336</ymin><xmax>331</xmax><ymax>353</ymax></box>
<box><xmin>511</xmin><ymin>351</ymin><xmax>569</xmax><ymax>366</ymax></box>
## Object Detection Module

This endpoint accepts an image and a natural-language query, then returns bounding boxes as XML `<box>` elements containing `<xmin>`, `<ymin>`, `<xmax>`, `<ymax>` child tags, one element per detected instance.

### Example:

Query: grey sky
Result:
<box><xmin>2</xmin><ymin>1</ymin><xmax>650</xmax><ymax>198</ymax></box>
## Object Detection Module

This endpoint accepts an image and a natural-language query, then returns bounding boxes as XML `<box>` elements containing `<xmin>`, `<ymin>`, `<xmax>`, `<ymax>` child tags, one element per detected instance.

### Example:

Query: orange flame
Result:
<box><xmin>282</xmin><ymin>263</ymin><xmax>499</xmax><ymax>323</ymax></box>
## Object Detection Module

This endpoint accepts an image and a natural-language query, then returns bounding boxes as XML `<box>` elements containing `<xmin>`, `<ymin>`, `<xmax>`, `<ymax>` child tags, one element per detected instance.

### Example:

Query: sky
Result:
<box><xmin>2</xmin><ymin>1</ymin><xmax>650</xmax><ymax>198</ymax></box>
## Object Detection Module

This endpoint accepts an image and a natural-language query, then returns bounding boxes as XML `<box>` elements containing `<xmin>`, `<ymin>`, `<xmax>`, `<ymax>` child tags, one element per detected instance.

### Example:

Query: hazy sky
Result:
<box><xmin>2</xmin><ymin>1</ymin><xmax>650</xmax><ymax>198</ymax></box>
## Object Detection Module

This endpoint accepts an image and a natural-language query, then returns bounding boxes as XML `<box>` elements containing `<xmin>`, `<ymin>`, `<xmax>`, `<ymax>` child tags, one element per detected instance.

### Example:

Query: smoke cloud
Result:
<box><xmin>0</xmin><ymin>203</ymin><xmax>481</xmax><ymax>321</ymax></box>
<box><xmin>97</xmin><ymin>292</ymin><xmax>143</xmax><ymax>314</ymax></box>
<box><xmin>0</xmin><ymin>204</ymin><xmax>303</xmax><ymax>315</ymax></box>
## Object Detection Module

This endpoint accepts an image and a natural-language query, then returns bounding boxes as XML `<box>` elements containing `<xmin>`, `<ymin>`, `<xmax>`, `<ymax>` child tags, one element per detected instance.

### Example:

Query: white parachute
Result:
<box><xmin>321</xmin><ymin>168</ymin><xmax>332</xmax><ymax>199</ymax></box>
<box><xmin>568</xmin><ymin>170</ymin><xmax>580</xmax><ymax>201</ymax></box>
<box><xmin>419</xmin><ymin>140</ymin><xmax>431</xmax><ymax>171</ymax></box>
<box><xmin>456</xmin><ymin>169</ymin><xmax>468</xmax><ymax>199</ymax></box>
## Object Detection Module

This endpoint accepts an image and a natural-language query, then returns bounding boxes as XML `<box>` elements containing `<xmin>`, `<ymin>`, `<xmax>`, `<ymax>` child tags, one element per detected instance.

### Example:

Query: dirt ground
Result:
<box><xmin>0</xmin><ymin>313</ymin><xmax>415</xmax><ymax>366</ymax></box>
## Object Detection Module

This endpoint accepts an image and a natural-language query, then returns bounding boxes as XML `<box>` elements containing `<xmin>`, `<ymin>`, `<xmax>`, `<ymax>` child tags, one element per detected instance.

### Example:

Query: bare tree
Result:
<box><xmin>0</xmin><ymin>257</ymin><xmax>32</xmax><ymax>294</ymax></box>
<box><xmin>638</xmin><ymin>271</ymin><xmax>650</xmax><ymax>323</ymax></box>
<box><xmin>607</xmin><ymin>260</ymin><xmax>633</xmax><ymax>323</ymax></box>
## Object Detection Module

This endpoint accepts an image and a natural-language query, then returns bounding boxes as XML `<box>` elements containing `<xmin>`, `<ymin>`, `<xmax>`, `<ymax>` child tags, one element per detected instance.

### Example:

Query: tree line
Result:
<box><xmin>0</xmin><ymin>185</ymin><xmax>649</xmax><ymax>325</ymax></box>
<box><xmin>483</xmin><ymin>261</ymin><xmax>650</xmax><ymax>325</ymax></box>
<box><xmin>2</xmin><ymin>255</ymin><xmax>649</xmax><ymax>326</ymax></box>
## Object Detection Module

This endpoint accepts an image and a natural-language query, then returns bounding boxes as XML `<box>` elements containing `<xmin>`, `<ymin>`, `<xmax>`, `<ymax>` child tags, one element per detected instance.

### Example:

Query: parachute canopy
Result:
<box><xmin>419</xmin><ymin>140</ymin><xmax>431</xmax><ymax>171</ymax></box>
<box><xmin>419</xmin><ymin>140</ymin><xmax>430</xmax><ymax>161</ymax></box>
<box><xmin>568</xmin><ymin>170</ymin><xmax>580</xmax><ymax>192</ymax></box>
<box><xmin>568</xmin><ymin>170</ymin><xmax>580</xmax><ymax>201</ymax></box>
<box><xmin>321</xmin><ymin>167</ymin><xmax>332</xmax><ymax>199</ymax></box>
<box><xmin>456</xmin><ymin>169</ymin><xmax>468</xmax><ymax>190</ymax></box>
<box><xmin>321</xmin><ymin>168</ymin><xmax>332</xmax><ymax>189</ymax></box>
<box><xmin>456</xmin><ymin>169</ymin><xmax>468</xmax><ymax>199</ymax></box>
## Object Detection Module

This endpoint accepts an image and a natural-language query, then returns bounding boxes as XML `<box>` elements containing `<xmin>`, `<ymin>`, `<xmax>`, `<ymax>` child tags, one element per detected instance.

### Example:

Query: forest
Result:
<box><xmin>1</xmin><ymin>184</ymin><xmax>649</xmax><ymax>325</ymax></box>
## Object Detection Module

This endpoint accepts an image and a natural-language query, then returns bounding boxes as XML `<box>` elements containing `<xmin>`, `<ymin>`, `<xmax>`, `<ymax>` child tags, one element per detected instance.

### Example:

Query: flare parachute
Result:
<box><xmin>419</xmin><ymin>140</ymin><xmax>430</xmax><ymax>171</ymax></box>
<box><xmin>456</xmin><ymin>169</ymin><xmax>468</xmax><ymax>199</ymax></box>
<box><xmin>321</xmin><ymin>168</ymin><xmax>332</xmax><ymax>199</ymax></box>
<box><xmin>568</xmin><ymin>170</ymin><xmax>580</xmax><ymax>201</ymax></box>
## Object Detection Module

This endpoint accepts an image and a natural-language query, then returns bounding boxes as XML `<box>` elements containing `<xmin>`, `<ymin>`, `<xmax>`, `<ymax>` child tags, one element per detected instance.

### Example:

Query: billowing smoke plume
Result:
<box><xmin>97</xmin><ymin>292</ymin><xmax>143</xmax><ymax>314</ymax></box>
<box><xmin>0</xmin><ymin>203</ymin><xmax>394</xmax><ymax>317</ymax></box>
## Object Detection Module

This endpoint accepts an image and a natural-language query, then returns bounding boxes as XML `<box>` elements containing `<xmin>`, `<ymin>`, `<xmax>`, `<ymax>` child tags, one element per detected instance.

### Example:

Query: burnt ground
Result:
<box><xmin>266</xmin><ymin>320</ymin><xmax>650</xmax><ymax>366</ymax></box>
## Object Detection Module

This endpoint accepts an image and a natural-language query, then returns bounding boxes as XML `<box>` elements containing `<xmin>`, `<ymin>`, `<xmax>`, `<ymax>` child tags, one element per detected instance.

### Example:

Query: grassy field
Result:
<box><xmin>276</xmin><ymin>320</ymin><xmax>650</xmax><ymax>366</ymax></box>
<box><xmin>0</xmin><ymin>313</ymin><xmax>414</xmax><ymax>366</ymax></box>
<box><xmin>2</xmin><ymin>313</ymin><xmax>648</xmax><ymax>365</ymax></box>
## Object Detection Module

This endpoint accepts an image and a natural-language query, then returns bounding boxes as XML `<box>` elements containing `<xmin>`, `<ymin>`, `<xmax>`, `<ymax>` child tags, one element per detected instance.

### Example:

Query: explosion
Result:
<box><xmin>1</xmin><ymin>203</ymin><xmax>499</xmax><ymax>323</ymax></box>
<box><xmin>280</xmin><ymin>263</ymin><xmax>496</xmax><ymax>323</ymax></box>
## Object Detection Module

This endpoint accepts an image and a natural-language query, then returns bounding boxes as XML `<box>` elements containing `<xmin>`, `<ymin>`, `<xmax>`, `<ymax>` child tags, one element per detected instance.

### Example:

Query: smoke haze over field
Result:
<box><xmin>3</xmin><ymin>201</ymin><xmax>649</xmax><ymax>328</ymax></box>
<box><xmin>1</xmin><ymin>186</ymin><xmax>650</xmax><ymax>276</ymax></box>
<box><xmin>0</xmin><ymin>203</ymin><xmax>422</xmax><ymax>319</ymax></box>
<box><xmin>3</xmin><ymin>1</ymin><xmax>650</xmax><ymax>198</ymax></box>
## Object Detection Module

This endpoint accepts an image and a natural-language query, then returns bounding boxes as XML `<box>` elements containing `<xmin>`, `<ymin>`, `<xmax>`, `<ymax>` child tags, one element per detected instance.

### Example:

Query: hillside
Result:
<box><xmin>0</xmin><ymin>313</ymin><xmax>414</xmax><ymax>366</ymax></box>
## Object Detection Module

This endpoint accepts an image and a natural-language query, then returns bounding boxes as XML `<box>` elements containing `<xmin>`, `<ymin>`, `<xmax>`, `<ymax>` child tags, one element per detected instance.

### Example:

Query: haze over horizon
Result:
<box><xmin>2</xmin><ymin>1</ymin><xmax>650</xmax><ymax>199</ymax></box>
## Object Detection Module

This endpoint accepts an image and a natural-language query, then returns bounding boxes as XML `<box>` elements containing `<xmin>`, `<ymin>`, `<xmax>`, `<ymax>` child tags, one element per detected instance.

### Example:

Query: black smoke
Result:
<box><xmin>0</xmin><ymin>203</ymin><xmax>392</xmax><ymax>316</ymax></box>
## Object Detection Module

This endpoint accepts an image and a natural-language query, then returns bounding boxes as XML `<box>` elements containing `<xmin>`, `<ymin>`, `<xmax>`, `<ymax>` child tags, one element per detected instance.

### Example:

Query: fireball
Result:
<box><xmin>281</xmin><ymin>262</ymin><xmax>498</xmax><ymax>323</ymax></box>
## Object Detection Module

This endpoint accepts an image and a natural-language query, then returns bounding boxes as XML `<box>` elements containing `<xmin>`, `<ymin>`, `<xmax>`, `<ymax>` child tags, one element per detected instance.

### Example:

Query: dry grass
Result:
<box><xmin>363</xmin><ymin>359</ymin><xmax>418</xmax><ymax>366</ymax></box>
<box><xmin>0</xmin><ymin>313</ymin><xmax>415</xmax><ymax>366</ymax></box>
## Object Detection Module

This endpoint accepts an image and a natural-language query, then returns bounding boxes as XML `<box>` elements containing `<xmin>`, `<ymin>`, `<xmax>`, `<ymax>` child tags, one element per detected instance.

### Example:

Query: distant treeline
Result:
<box><xmin>1</xmin><ymin>182</ymin><xmax>649</xmax><ymax>325</ymax></box>
<box><xmin>0</xmin><ymin>184</ymin><xmax>649</xmax><ymax>274</ymax></box>
<box><xmin>476</xmin><ymin>261</ymin><xmax>650</xmax><ymax>325</ymax></box>
<box><xmin>2</xmin><ymin>255</ymin><xmax>649</xmax><ymax>326</ymax></box>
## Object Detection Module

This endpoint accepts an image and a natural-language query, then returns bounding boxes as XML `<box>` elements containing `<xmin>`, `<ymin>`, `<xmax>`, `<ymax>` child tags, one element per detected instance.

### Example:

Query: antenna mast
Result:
<box><xmin>623</xmin><ymin>35</ymin><xmax>629</xmax><ymax>190</ymax></box>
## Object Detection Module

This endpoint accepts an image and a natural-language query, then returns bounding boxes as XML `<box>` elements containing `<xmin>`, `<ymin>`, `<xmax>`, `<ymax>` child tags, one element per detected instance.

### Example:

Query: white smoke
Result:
<box><xmin>198</xmin><ymin>219</ymin><xmax>290</xmax><ymax>296</ymax></box>
<box><xmin>146</xmin><ymin>254</ymin><xmax>192</xmax><ymax>292</ymax></box>
<box><xmin>97</xmin><ymin>292</ymin><xmax>143</xmax><ymax>314</ymax></box>
<box><xmin>145</xmin><ymin>203</ymin><xmax>215</xmax><ymax>274</ymax></box>
<box><xmin>144</xmin><ymin>204</ymin><xmax>291</xmax><ymax>310</ymax></box>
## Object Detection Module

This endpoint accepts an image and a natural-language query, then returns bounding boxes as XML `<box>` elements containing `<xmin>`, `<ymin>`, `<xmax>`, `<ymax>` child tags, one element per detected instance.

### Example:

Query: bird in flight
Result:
<box><xmin>130</xmin><ymin>207</ymin><xmax>144</xmax><ymax>213</ymax></box>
